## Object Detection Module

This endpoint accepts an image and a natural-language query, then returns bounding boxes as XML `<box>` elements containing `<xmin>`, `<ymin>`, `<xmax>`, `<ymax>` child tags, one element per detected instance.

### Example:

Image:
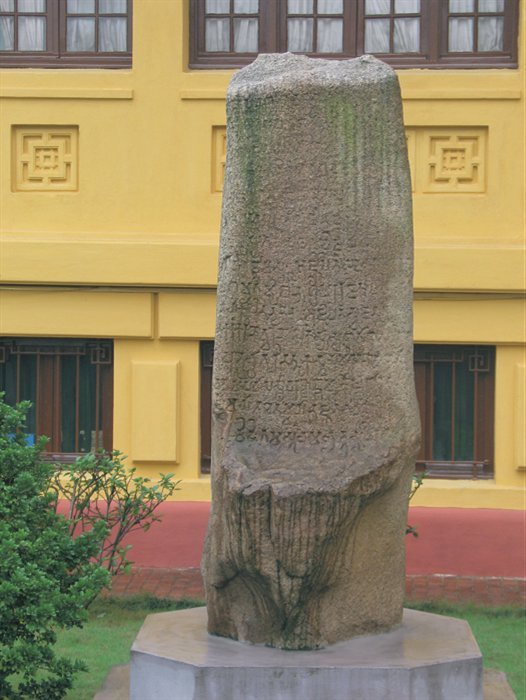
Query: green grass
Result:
<box><xmin>55</xmin><ymin>596</ymin><xmax>205</xmax><ymax>700</ymax></box>
<box><xmin>407</xmin><ymin>601</ymin><xmax>525</xmax><ymax>700</ymax></box>
<box><xmin>55</xmin><ymin>596</ymin><xmax>525</xmax><ymax>700</ymax></box>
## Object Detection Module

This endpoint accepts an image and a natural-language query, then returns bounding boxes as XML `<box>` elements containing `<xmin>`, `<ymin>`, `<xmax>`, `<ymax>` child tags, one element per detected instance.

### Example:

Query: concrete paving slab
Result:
<box><xmin>483</xmin><ymin>668</ymin><xmax>517</xmax><ymax>699</ymax></box>
<box><xmin>93</xmin><ymin>664</ymin><xmax>129</xmax><ymax>700</ymax></box>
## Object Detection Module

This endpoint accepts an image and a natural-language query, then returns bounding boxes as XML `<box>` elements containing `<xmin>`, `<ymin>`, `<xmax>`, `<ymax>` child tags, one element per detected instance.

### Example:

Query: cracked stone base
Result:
<box><xmin>118</xmin><ymin>607</ymin><xmax>487</xmax><ymax>700</ymax></box>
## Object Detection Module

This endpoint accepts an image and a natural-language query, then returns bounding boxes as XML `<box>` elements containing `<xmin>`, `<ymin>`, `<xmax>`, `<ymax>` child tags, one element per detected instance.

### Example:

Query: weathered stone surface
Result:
<box><xmin>201</xmin><ymin>53</ymin><xmax>420</xmax><ymax>650</ymax></box>
<box><xmin>84</xmin><ymin>641</ymin><xmax>517</xmax><ymax>700</ymax></box>
<box><xmin>128</xmin><ymin>607</ymin><xmax>484</xmax><ymax>700</ymax></box>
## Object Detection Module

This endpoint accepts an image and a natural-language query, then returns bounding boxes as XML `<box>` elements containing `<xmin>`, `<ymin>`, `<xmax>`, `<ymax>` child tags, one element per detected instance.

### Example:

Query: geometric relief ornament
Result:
<box><xmin>404</xmin><ymin>128</ymin><xmax>416</xmax><ymax>193</ymax></box>
<box><xmin>423</xmin><ymin>128</ymin><xmax>486</xmax><ymax>193</ymax></box>
<box><xmin>12</xmin><ymin>126</ymin><xmax>79</xmax><ymax>191</ymax></box>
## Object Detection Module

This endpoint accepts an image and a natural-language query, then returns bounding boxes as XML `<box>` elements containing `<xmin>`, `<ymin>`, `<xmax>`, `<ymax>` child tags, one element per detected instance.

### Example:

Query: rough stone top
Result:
<box><xmin>228</xmin><ymin>52</ymin><xmax>397</xmax><ymax>99</ymax></box>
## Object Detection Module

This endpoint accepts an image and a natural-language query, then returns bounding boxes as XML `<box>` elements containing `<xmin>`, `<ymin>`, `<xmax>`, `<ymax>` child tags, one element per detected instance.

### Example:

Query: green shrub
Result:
<box><xmin>52</xmin><ymin>451</ymin><xmax>180</xmax><ymax>578</ymax></box>
<box><xmin>0</xmin><ymin>396</ymin><xmax>110</xmax><ymax>700</ymax></box>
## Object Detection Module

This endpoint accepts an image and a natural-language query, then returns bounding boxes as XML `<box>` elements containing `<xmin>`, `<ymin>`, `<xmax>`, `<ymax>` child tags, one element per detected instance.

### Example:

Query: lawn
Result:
<box><xmin>55</xmin><ymin>597</ymin><xmax>525</xmax><ymax>700</ymax></box>
<box><xmin>408</xmin><ymin>601</ymin><xmax>525</xmax><ymax>700</ymax></box>
<box><xmin>55</xmin><ymin>596</ymin><xmax>204</xmax><ymax>700</ymax></box>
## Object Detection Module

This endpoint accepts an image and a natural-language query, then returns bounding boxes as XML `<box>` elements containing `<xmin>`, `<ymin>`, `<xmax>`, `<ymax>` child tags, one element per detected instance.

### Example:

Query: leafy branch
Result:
<box><xmin>51</xmin><ymin>451</ymin><xmax>180</xmax><ymax>578</ymax></box>
<box><xmin>406</xmin><ymin>471</ymin><xmax>426</xmax><ymax>537</ymax></box>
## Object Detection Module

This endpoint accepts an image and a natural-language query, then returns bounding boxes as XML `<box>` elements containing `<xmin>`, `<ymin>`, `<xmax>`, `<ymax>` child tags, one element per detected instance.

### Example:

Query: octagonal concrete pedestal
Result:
<box><xmin>129</xmin><ymin>607</ymin><xmax>483</xmax><ymax>700</ymax></box>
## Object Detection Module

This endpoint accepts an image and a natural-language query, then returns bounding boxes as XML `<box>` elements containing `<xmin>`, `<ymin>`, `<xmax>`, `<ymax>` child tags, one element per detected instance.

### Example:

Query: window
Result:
<box><xmin>0</xmin><ymin>338</ymin><xmax>113</xmax><ymax>460</ymax></box>
<box><xmin>200</xmin><ymin>340</ymin><xmax>214</xmax><ymax>474</ymax></box>
<box><xmin>0</xmin><ymin>0</ymin><xmax>132</xmax><ymax>67</ymax></box>
<box><xmin>190</xmin><ymin>0</ymin><xmax>519</xmax><ymax>68</ymax></box>
<box><xmin>414</xmin><ymin>345</ymin><xmax>495</xmax><ymax>479</ymax></box>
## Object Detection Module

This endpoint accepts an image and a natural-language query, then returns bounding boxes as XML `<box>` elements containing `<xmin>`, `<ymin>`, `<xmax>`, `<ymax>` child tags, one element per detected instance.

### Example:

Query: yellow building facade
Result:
<box><xmin>0</xmin><ymin>0</ymin><xmax>524</xmax><ymax>509</ymax></box>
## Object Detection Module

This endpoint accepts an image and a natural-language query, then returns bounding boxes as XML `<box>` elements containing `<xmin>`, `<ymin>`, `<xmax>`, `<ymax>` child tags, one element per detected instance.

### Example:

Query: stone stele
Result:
<box><xmin>201</xmin><ymin>53</ymin><xmax>421</xmax><ymax>651</ymax></box>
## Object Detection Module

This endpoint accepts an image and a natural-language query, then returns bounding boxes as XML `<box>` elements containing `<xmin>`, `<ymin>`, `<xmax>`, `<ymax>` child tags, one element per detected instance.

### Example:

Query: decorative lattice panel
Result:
<box><xmin>405</xmin><ymin>127</ymin><xmax>487</xmax><ymax>194</ymax></box>
<box><xmin>12</xmin><ymin>125</ymin><xmax>79</xmax><ymax>192</ymax></box>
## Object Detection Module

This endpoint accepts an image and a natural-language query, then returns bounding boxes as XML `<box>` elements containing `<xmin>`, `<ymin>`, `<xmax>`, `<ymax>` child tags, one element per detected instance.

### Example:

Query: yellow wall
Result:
<box><xmin>0</xmin><ymin>0</ymin><xmax>524</xmax><ymax>508</ymax></box>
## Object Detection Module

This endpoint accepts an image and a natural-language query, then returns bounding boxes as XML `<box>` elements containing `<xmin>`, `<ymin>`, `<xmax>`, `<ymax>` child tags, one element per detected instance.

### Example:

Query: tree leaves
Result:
<box><xmin>0</xmin><ymin>395</ymin><xmax>110</xmax><ymax>699</ymax></box>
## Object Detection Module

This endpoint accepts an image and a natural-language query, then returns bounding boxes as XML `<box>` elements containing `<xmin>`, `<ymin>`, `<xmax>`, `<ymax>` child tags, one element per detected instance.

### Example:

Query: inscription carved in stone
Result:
<box><xmin>201</xmin><ymin>53</ymin><xmax>421</xmax><ymax>650</ymax></box>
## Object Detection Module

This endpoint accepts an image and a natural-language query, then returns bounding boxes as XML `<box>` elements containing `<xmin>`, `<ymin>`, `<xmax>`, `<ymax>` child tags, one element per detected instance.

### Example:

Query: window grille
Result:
<box><xmin>414</xmin><ymin>344</ymin><xmax>495</xmax><ymax>479</ymax></box>
<box><xmin>0</xmin><ymin>338</ymin><xmax>113</xmax><ymax>459</ymax></box>
<box><xmin>200</xmin><ymin>340</ymin><xmax>214</xmax><ymax>474</ymax></box>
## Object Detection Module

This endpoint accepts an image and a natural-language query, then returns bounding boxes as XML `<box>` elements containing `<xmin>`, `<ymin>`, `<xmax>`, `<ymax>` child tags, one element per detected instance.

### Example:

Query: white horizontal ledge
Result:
<box><xmin>179</xmin><ymin>90</ymin><xmax>227</xmax><ymax>100</ymax></box>
<box><xmin>402</xmin><ymin>89</ymin><xmax>522</xmax><ymax>100</ymax></box>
